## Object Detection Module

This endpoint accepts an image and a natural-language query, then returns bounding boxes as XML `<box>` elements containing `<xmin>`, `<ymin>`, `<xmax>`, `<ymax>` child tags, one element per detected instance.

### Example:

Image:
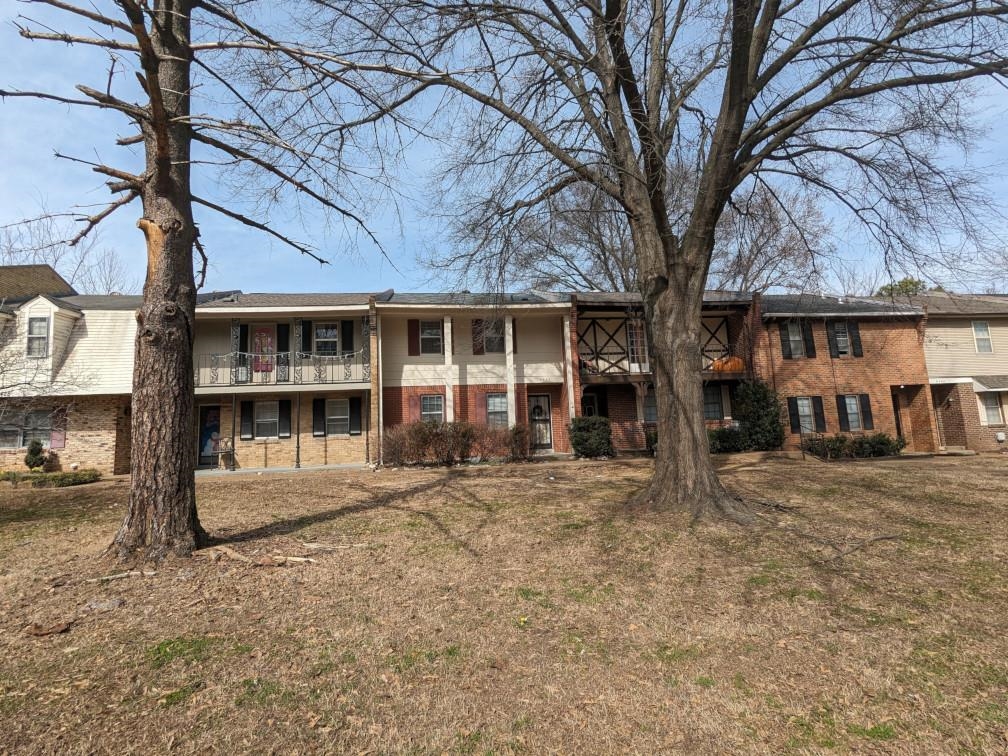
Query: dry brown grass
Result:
<box><xmin>2</xmin><ymin>454</ymin><xmax>1007</xmax><ymax>754</ymax></box>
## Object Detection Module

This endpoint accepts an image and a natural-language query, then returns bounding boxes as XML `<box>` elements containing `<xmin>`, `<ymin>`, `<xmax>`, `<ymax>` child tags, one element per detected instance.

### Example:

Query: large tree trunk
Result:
<box><xmin>637</xmin><ymin>235</ymin><xmax>752</xmax><ymax>523</ymax></box>
<box><xmin>109</xmin><ymin>1</ymin><xmax>207</xmax><ymax>560</ymax></box>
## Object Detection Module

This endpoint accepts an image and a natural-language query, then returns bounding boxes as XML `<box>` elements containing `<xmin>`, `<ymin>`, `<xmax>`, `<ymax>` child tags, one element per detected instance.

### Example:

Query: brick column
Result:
<box><xmin>569</xmin><ymin>295</ymin><xmax>582</xmax><ymax>418</ymax></box>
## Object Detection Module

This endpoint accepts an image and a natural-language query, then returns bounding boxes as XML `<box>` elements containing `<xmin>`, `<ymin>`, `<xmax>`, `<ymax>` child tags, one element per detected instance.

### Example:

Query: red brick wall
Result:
<box><xmin>382</xmin><ymin>385</ymin><xmax>445</xmax><ymax>427</ymax></box>
<box><xmin>753</xmin><ymin>317</ymin><xmax>937</xmax><ymax>452</ymax></box>
<box><xmin>936</xmin><ymin>382</ymin><xmax>1008</xmax><ymax>452</ymax></box>
<box><xmin>605</xmin><ymin>384</ymin><xmax>647</xmax><ymax>452</ymax></box>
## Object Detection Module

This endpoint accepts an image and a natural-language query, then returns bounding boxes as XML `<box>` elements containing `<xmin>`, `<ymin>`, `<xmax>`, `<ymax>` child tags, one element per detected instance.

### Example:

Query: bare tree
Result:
<box><xmin>313</xmin><ymin>1</ymin><xmax>1008</xmax><ymax>520</ymax></box>
<box><xmin>3</xmin><ymin>1</ymin><xmax>392</xmax><ymax>559</ymax></box>
<box><xmin>1</xmin><ymin>215</ymin><xmax>138</xmax><ymax>294</ymax></box>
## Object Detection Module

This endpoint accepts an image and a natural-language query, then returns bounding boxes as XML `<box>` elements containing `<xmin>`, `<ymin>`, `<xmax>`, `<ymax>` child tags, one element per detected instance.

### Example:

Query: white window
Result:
<box><xmin>643</xmin><ymin>387</ymin><xmax>658</xmax><ymax>423</ymax></box>
<box><xmin>844</xmin><ymin>395</ymin><xmax>863</xmax><ymax>431</ymax></box>
<box><xmin>833</xmin><ymin>322</ymin><xmax>850</xmax><ymax>356</ymax></box>
<box><xmin>420</xmin><ymin>320</ymin><xmax>443</xmax><ymax>354</ymax></box>
<box><xmin>796</xmin><ymin>397</ymin><xmax>815</xmax><ymax>433</ymax></box>
<box><xmin>980</xmin><ymin>393</ymin><xmax>1004</xmax><ymax>425</ymax></box>
<box><xmin>486</xmin><ymin>392</ymin><xmax>508</xmax><ymax>427</ymax></box>
<box><xmin>326</xmin><ymin>398</ymin><xmax>350</xmax><ymax>435</ymax></box>
<box><xmin>973</xmin><ymin>321</ymin><xmax>993</xmax><ymax>353</ymax></box>
<box><xmin>786</xmin><ymin>321</ymin><xmax>805</xmax><ymax>358</ymax></box>
<box><xmin>483</xmin><ymin>319</ymin><xmax>505</xmax><ymax>353</ymax></box>
<box><xmin>628</xmin><ymin>320</ymin><xmax>649</xmax><ymax>367</ymax></box>
<box><xmin>314</xmin><ymin>323</ymin><xmax>341</xmax><ymax>356</ymax></box>
<box><xmin>703</xmin><ymin>384</ymin><xmax>724</xmax><ymax>420</ymax></box>
<box><xmin>0</xmin><ymin>427</ymin><xmax>19</xmax><ymax>449</ymax></box>
<box><xmin>420</xmin><ymin>394</ymin><xmax>444</xmax><ymax>422</ymax></box>
<box><xmin>0</xmin><ymin>411</ymin><xmax>51</xmax><ymax>448</ymax></box>
<box><xmin>254</xmin><ymin>401</ymin><xmax>279</xmax><ymax>438</ymax></box>
<box><xmin>26</xmin><ymin>317</ymin><xmax>49</xmax><ymax>358</ymax></box>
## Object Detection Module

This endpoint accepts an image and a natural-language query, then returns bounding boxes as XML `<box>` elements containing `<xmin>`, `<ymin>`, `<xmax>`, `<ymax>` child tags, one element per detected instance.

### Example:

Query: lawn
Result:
<box><xmin>1</xmin><ymin>454</ymin><xmax>1007</xmax><ymax>754</ymax></box>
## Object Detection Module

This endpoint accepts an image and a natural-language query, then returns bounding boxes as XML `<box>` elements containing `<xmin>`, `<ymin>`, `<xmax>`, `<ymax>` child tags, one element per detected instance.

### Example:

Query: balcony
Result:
<box><xmin>195</xmin><ymin>350</ymin><xmax>370</xmax><ymax>388</ymax></box>
<box><xmin>702</xmin><ymin>344</ymin><xmax>747</xmax><ymax>374</ymax></box>
<box><xmin>578</xmin><ymin>344</ymin><xmax>747</xmax><ymax>382</ymax></box>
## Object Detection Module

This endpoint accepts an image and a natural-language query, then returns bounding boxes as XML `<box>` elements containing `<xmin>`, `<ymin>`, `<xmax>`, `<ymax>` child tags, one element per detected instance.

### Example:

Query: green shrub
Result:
<box><xmin>645</xmin><ymin>428</ymin><xmax>658</xmax><ymax>456</ymax></box>
<box><xmin>7</xmin><ymin>469</ymin><xmax>102</xmax><ymax>488</ymax></box>
<box><xmin>24</xmin><ymin>440</ymin><xmax>48</xmax><ymax>471</ymax></box>
<box><xmin>509</xmin><ymin>424</ymin><xmax>531</xmax><ymax>461</ymax></box>
<box><xmin>708</xmin><ymin>426</ymin><xmax>745</xmax><ymax>453</ymax></box>
<box><xmin>732</xmin><ymin>381</ymin><xmax>784</xmax><ymax>451</ymax></box>
<box><xmin>801</xmin><ymin>433</ymin><xmax>905</xmax><ymax>459</ymax></box>
<box><xmin>569</xmin><ymin>416</ymin><xmax>614</xmax><ymax>458</ymax></box>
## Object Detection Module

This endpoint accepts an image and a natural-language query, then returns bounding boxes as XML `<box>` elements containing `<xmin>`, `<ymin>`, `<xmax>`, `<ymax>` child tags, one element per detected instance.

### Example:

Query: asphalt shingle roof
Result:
<box><xmin>761</xmin><ymin>294</ymin><xmax>921</xmax><ymax>317</ymax></box>
<box><xmin>0</xmin><ymin>264</ymin><xmax>77</xmax><ymax>302</ymax></box>
<box><xmin>879</xmin><ymin>292</ymin><xmax>1008</xmax><ymax>316</ymax></box>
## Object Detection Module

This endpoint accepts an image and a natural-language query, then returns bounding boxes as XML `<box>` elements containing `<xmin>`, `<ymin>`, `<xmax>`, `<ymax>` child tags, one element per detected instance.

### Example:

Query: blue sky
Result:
<box><xmin>1</xmin><ymin>3</ymin><xmax>1006</xmax><ymax>295</ymax></box>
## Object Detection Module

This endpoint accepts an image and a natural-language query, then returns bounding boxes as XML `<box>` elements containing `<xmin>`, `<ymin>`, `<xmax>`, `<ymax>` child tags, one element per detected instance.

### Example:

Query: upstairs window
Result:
<box><xmin>973</xmin><ymin>321</ymin><xmax>993</xmax><ymax>353</ymax></box>
<box><xmin>486</xmin><ymin>392</ymin><xmax>508</xmax><ymax>427</ymax></box>
<box><xmin>420</xmin><ymin>320</ymin><xmax>443</xmax><ymax>355</ymax></box>
<box><xmin>833</xmin><ymin>322</ymin><xmax>851</xmax><ymax>356</ymax></box>
<box><xmin>483</xmin><ymin>319</ymin><xmax>505</xmax><ymax>354</ymax></box>
<box><xmin>314</xmin><ymin>324</ymin><xmax>341</xmax><ymax>356</ymax></box>
<box><xmin>26</xmin><ymin>317</ymin><xmax>49</xmax><ymax>358</ymax></box>
<box><xmin>786</xmin><ymin>321</ymin><xmax>805</xmax><ymax>358</ymax></box>
<box><xmin>980</xmin><ymin>393</ymin><xmax>1004</xmax><ymax>425</ymax></box>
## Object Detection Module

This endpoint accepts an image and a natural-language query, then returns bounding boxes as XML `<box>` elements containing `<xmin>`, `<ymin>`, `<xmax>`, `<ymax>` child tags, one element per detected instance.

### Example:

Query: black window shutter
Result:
<box><xmin>238</xmin><ymin>324</ymin><xmax>249</xmax><ymax>353</ymax></box>
<box><xmin>277</xmin><ymin>323</ymin><xmax>290</xmax><ymax>352</ymax></box>
<box><xmin>812</xmin><ymin>396</ymin><xmax>826</xmax><ymax>432</ymax></box>
<box><xmin>849</xmin><ymin>321</ymin><xmax>863</xmax><ymax>357</ymax></box>
<box><xmin>312</xmin><ymin>398</ymin><xmax>326</xmax><ymax>437</ymax></box>
<box><xmin>859</xmin><ymin>394</ymin><xmax>874</xmax><ymax>430</ymax></box>
<box><xmin>787</xmin><ymin>397</ymin><xmax>800</xmax><ymax>433</ymax></box>
<box><xmin>240</xmin><ymin>400</ymin><xmax>254</xmax><ymax>440</ymax></box>
<box><xmin>802</xmin><ymin>320</ymin><xmax>816</xmax><ymax>358</ymax></box>
<box><xmin>300</xmin><ymin>320</ymin><xmax>313</xmax><ymax>354</ymax></box>
<box><xmin>826</xmin><ymin>320</ymin><xmax>839</xmax><ymax>358</ymax></box>
<box><xmin>836</xmin><ymin>395</ymin><xmax>850</xmax><ymax>432</ymax></box>
<box><xmin>278</xmin><ymin>400</ymin><xmax>291</xmax><ymax>438</ymax></box>
<box><xmin>778</xmin><ymin>322</ymin><xmax>792</xmax><ymax>359</ymax></box>
<box><xmin>341</xmin><ymin>319</ymin><xmax>355</xmax><ymax>353</ymax></box>
<box><xmin>348</xmin><ymin>397</ymin><xmax>362</xmax><ymax>436</ymax></box>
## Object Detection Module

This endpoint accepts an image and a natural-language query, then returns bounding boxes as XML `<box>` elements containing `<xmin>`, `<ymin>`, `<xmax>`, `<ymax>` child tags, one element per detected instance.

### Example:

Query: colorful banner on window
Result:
<box><xmin>252</xmin><ymin>326</ymin><xmax>275</xmax><ymax>372</ymax></box>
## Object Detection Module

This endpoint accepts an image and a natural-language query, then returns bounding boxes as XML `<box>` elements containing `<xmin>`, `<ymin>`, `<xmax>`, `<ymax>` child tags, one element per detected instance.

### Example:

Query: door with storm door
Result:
<box><xmin>528</xmin><ymin>394</ymin><xmax>553</xmax><ymax>450</ymax></box>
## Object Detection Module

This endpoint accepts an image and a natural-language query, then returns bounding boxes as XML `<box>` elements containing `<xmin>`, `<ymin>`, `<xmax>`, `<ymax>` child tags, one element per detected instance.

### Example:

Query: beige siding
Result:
<box><xmin>195</xmin><ymin>320</ymin><xmax>231</xmax><ymax>356</ymax></box>
<box><xmin>51</xmin><ymin>310</ymin><xmax>78</xmax><ymax>365</ymax></box>
<box><xmin>381</xmin><ymin>314</ymin><xmax>452</xmax><ymax>387</ymax></box>
<box><xmin>923</xmin><ymin>316</ymin><xmax>1008</xmax><ymax>377</ymax></box>
<box><xmin>514</xmin><ymin>314</ymin><xmax>565</xmax><ymax>384</ymax></box>
<box><xmin>53</xmin><ymin>310</ymin><xmax>137</xmax><ymax>394</ymax></box>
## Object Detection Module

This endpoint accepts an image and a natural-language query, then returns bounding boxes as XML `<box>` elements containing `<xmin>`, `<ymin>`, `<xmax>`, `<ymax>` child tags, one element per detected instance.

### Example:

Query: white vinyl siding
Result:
<box><xmin>923</xmin><ymin>317</ymin><xmax>1008</xmax><ymax>378</ymax></box>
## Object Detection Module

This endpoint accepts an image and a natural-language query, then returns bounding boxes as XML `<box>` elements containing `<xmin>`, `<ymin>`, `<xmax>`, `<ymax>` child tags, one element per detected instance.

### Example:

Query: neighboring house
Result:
<box><xmin>376</xmin><ymin>292</ymin><xmax>576</xmax><ymax>454</ymax></box>
<box><xmin>756</xmin><ymin>294</ymin><xmax>937</xmax><ymax>453</ymax></box>
<box><xmin>900</xmin><ymin>292</ymin><xmax>1008</xmax><ymax>452</ymax></box>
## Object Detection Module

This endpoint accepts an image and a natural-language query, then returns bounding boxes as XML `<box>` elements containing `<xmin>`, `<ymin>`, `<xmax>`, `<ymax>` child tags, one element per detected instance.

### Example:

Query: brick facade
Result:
<box><xmin>932</xmin><ymin>381</ymin><xmax>1007</xmax><ymax>452</ymax></box>
<box><xmin>753</xmin><ymin>317</ymin><xmax>938</xmax><ymax>452</ymax></box>
<box><xmin>0</xmin><ymin>394</ymin><xmax>130</xmax><ymax>475</ymax></box>
<box><xmin>200</xmin><ymin>391</ymin><xmax>371</xmax><ymax>470</ymax></box>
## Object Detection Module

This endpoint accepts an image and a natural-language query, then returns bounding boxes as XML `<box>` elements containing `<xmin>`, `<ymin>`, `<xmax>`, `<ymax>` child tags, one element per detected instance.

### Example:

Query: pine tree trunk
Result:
<box><xmin>638</xmin><ymin>244</ymin><xmax>752</xmax><ymax>523</ymax></box>
<box><xmin>109</xmin><ymin>1</ymin><xmax>208</xmax><ymax>560</ymax></box>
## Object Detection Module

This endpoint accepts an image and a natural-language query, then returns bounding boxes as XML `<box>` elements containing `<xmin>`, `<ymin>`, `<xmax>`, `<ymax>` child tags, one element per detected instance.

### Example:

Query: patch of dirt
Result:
<box><xmin>1</xmin><ymin>456</ymin><xmax>1007</xmax><ymax>754</ymax></box>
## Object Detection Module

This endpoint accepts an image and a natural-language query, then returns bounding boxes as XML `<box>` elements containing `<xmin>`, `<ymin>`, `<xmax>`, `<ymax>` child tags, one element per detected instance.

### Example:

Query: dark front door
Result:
<box><xmin>529</xmin><ymin>394</ymin><xmax>553</xmax><ymax>449</ymax></box>
<box><xmin>891</xmin><ymin>389</ymin><xmax>904</xmax><ymax>441</ymax></box>
<box><xmin>198</xmin><ymin>405</ymin><xmax>221</xmax><ymax>466</ymax></box>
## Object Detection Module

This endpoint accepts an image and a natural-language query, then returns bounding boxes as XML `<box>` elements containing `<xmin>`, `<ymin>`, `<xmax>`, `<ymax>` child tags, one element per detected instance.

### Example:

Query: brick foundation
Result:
<box><xmin>932</xmin><ymin>382</ymin><xmax>1008</xmax><ymax>452</ymax></box>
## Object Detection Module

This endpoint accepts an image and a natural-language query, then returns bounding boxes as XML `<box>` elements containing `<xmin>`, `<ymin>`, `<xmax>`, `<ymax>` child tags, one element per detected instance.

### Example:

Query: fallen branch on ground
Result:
<box><xmin>194</xmin><ymin>545</ymin><xmax>315</xmax><ymax>566</ymax></box>
<box><xmin>814</xmin><ymin>535</ymin><xmax>901</xmax><ymax>564</ymax></box>
<box><xmin>299</xmin><ymin>541</ymin><xmax>369</xmax><ymax>551</ymax></box>
<box><xmin>85</xmin><ymin>570</ymin><xmax>155</xmax><ymax>583</ymax></box>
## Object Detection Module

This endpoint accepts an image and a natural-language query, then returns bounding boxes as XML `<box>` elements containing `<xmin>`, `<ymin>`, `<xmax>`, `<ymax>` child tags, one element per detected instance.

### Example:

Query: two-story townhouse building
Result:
<box><xmin>571</xmin><ymin>291</ymin><xmax>757</xmax><ymax>451</ymax></box>
<box><xmin>899</xmin><ymin>292</ymin><xmax>1008</xmax><ymax>452</ymax></box>
<box><xmin>1</xmin><ymin>289</ymin><xmax>137</xmax><ymax>474</ymax></box>
<box><xmin>191</xmin><ymin>292</ymin><xmax>381</xmax><ymax>469</ymax></box>
<box><xmin>375</xmin><ymin>293</ymin><xmax>577</xmax><ymax>453</ymax></box>
<box><xmin>756</xmin><ymin>294</ymin><xmax>937</xmax><ymax>452</ymax></box>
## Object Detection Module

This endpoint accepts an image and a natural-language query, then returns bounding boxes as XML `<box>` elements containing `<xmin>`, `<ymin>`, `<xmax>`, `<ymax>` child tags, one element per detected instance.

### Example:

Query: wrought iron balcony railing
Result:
<box><xmin>195</xmin><ymin>350</ymin><xmax>370</xmax><ymax>387</ymax></box>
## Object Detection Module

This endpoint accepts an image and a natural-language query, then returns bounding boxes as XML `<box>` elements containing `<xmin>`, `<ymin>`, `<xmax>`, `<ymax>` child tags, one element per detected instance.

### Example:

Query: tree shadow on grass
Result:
<box><xmin>213</xmin><ymin>469</ymin><xmax>496</xmax><ymax>557</ymax></box>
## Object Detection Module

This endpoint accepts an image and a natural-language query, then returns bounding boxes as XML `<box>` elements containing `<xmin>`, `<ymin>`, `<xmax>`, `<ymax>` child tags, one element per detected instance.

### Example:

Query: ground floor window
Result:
<box><xmin>703</xmin><ymin>384</ymin><xmax>724</xmax><ymax>420</ymax></box>
<box><xmin>796</xmin><ymin>397</ymin><xmax>814</xmax><ymax>433</ymax></box>
<box><xmin>486</xmin><ymin>392</ymin><xmax>508</xmax><ymax>427</ymax></box>
<box><xmin>421</xmin><ymin>394</ymin><xmax>444</xmax><ymax>423</ymax></box>
<box><xmin>643</xmin><ymin>386</ymin><xmax>657</xmax><ymax>423</ymax></box>
<box><xmin>842</xmin><ymin>394</ymin><xmax>863</xmax><ymax>431</ymax></box>
<box><xmin>254</xmin><ymin>401</ymin><xmax>279</xmax><ymax>438</ymax></box>
<box><xmin>0</xmin><ymin>410</ymin><xmax>51</xmax><ymax>449</ymax></box>
<box><xmin>980</xmin><ymin>392</ymin><xmax>1004</xmax><ymax>425</ymax></box>
<box><xmin>326</xmin><ymin>398</ymin><xmax>350</xmax><ymax>435</ymax></box>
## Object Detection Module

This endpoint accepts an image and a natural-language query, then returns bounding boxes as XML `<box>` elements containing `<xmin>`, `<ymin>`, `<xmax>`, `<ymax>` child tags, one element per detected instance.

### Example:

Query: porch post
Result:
<box><xmin>563</xmin><ymin>313</ymin><xmax>576</xmax><ymax>423</ymax></box>
<box><xmin>443</xmin><ymin>315</ymin><xmax>455</xmax><ymax>422</ymax></box>
<box><xmin>505</xmin><ymin>315</ymin><xmax>516</xmax><ymax>427</ymax></box>
<box><xmin>295</xmin><ymin>392</ymin><xmax>301</xmax><ymax>469</ymax></box>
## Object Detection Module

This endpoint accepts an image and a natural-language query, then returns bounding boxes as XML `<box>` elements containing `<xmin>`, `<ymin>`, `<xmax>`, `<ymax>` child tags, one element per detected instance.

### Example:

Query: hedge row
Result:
<box><xmin>801</xmin><ymin>433</ymin><xmax>906</xmax><ymax>459</ymax></box>
<box><xmin>0</xmin><ymin>469</ymin><xmax>102</xmax><ymax>488</ymax></box>
<box><xmin>383</xmin><ymin>421</ymin><xmax>531</xmax><ymax>466</ymax></box>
